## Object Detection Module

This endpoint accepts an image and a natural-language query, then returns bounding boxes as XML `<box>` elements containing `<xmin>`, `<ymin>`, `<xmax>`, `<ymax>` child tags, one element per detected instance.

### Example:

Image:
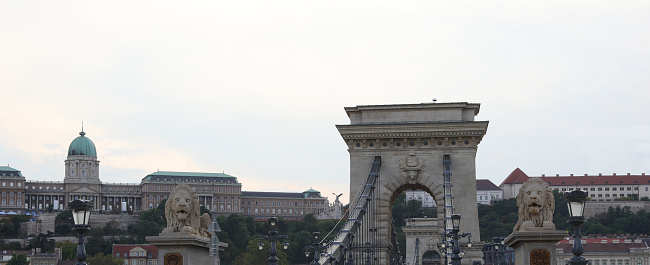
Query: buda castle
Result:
<box><xmin>0</xmin><ymin>130</ymin><xmax>341</xmax><ymax>220</ymax></box>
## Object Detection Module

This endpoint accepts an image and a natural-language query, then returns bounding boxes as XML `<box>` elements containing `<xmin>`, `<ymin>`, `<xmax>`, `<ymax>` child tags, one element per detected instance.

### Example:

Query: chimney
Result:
<box><xmin>556</xmin><ymin>174</ymin><xmax>559</xmax><ymax>177</ymax></box>
<box><xmin>613</xmin><ymin>173</ymin><xmax>616</xmax><ymax>176</ymax></box>
<box><xmin>599</xmin><ymin>173</ymin><xmax>602</xmax><ymax>176</ymax></box>
<box><xmin>542</xmin><ymin>174</ymin><xmax>545</xmax><ymax>177</ymax></box>
<box><xmin>584</xmin><ymin>174</ymin><xmax>588</xmax><ymax>176</ymax></box>
<box><xmin>570</xmin><ymin>174</ymin><xmax>574</xmax><ymax>177</ymax></box>
<box><xmin>627</xmin><ymin>173</ymin><xmax>631</xmax><ymax>176</ymax></box>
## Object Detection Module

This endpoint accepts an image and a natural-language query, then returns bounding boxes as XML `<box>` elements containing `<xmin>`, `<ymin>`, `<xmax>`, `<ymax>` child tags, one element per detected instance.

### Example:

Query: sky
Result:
<box><xmin>1</xmin><ymin>1</ymin><xmax>649</xmax><ymax>204</ymax></box>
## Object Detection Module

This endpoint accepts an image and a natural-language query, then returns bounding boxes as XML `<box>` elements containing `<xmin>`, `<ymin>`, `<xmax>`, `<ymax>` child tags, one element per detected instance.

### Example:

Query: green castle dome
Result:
<box><xmin>68</xmin><ymin>131</ymin><xmax>97</xmax><ymax>157</ymax></box>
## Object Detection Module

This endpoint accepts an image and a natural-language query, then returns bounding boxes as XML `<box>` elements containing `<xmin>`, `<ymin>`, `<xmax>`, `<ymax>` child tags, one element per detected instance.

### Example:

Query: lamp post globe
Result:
<box><xmin>565</xmin><ymin>190</ymin><xmax>589</xmax><ymax>265</ymax></box>
<box><xmin>69</xmin><ymin>199</ymin><xmax>92</xmax><ymax>265</ymax></box>
<box><xmin>259</xmin><ymin>217</ymin><xmax>288</xmax><ymax>265</ymax></box>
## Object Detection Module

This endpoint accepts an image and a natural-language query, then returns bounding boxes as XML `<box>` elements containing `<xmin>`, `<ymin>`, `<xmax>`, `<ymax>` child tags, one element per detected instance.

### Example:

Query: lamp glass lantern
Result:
<box><xmin>565</xmin><ymin>190</ymin><xmax>588</xmax><ymax>218</ymax></box>
<box><xmin>313</xmin><ymin>232</ymin><xmax>320</xmax><ymax>240</ymax></box>
<box><xmin>451</xmin><ymin>214</ymin><xmax>461</xmax><ymax>229</ymax></box>
<box><xmin>69</xmin><ymin>200</ymin><xmax>92</xmax><ymax>227</ymax></box>
<box><xmin>269</xmin><ymin>217</ymin><xmax>278</xmax><ymax>227</ymax></box>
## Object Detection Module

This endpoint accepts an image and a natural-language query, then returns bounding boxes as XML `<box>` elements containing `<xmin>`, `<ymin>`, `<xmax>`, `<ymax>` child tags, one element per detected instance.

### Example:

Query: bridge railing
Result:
<box><xmin>318</xmin><ymin>156</ymin><xmax>384</xmax><ymax>264</ymax></box>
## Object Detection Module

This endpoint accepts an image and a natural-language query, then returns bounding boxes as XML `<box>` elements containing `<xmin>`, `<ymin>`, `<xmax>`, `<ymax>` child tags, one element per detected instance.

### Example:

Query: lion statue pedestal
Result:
<box><xmin>504</xmin><ymin>178</ymin><xmax>566</xmax><ymax>265</ymax></box>
<box><xmin>146</xmin><ymin>184</ymin><xmax>227</xmax><ymax>265</ymax></box>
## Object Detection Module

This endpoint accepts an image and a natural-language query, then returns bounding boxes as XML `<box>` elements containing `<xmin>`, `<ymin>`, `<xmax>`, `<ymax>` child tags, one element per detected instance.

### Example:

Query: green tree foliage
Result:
<box><xmin>86</xmin><ymin>228</ymin><xmax>110</xmax><ymax>256</ymax></box>
<box><xmin>26</xmin><ymin>232</ymin><xmax>56</xmax><ymax>253</ymax></box>
<box><xmin>86</xmin><ymin>252</ymin><xmax>124</xmax><ymax>265</ymax></box>
<box><xmin>211</xmin><ymin>214</ymin><xmax>346</xmax><ymax>265</ymax></box>
<box><xmin>128</xmin><ymin>208</ymin><xmax>167</xmax><ymax>242</ymax></box>
<box><xmin>7</xmin><ymin>253</ymin><xmax>29</xmax><ymax>265</ymax></box>
<box><xmin>0</xmin><ymin>239</ymin><xmax>22</xmax><ymax>250</ymax></box>
<box><xmin>55</xmin><ymin>210</ymin><xmax>74</xmax><ymax>235</ymax></box>
<box><xmin>0</xmin><ymin>216</ymin><xmax>28</xmax><ymax>238</ymax></box>
<box><xmin>55</xmin><ymin>241</ymin><xmax>77</xmax><ymax>260</ymax></box>
<box><xmin>581</xmin><ymin>206</ymin><xmax>650</xmax><ymax>235</ymax></box>
<box><xmin>233</xmin><ymin>238</ymin><xmax>288</xmax><ymax>265</ymax></box>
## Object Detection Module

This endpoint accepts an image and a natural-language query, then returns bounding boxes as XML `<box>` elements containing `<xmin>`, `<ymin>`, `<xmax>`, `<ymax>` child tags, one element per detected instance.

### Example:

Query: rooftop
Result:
<box><xmin>476</xmin><ymin>179</ymin><xmax>501</xmax><ymax>191</ymax></box>
<box><xmin>500</xmin><ymin>168</ymin><xmax>650</xmax><ymax>186</ymax></box>
<box><xmin>0</xmin><ymin>166</ymin><xmax>23</xmax><ymax>177</ymax></box>
<box><xmin>557</xmin><ymin>237</ymin><xmax>649</xmax><ymax>253</ymax></box>
<box><xmin>144</xmin><ymin>171</ymin><xmax>239</xmax><ymax>183</ymax></box>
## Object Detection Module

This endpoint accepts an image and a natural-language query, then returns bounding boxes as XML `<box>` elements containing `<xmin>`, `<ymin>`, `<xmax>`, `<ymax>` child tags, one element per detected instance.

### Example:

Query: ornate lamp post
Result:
<box><xmin>258</xmin><ymin>217</ymin><xmax>289</xmax><ymax>265</ymax></box>
<box><xmin>492</xmin><ymin>237</ymin><xmax>508</xmax><ymax>265</ymax></box>
<box><xmin>305</xmin><ymin>232</ymin><xmax>328</xmax><ymax>265</ymax></box>
<box><xmin>565</xmin><ymin>190</ymin><xmax>589</xmax><ymax>265</ymax></box>
<box><xmin>69</xmin><ymin>199</ymin><xmax>92</xmax><ymax>265</ymax></box>
<box><xmin>440</xmin><ymin>214</ymin><xmax>472</xmax><ymax>265</ymax></box>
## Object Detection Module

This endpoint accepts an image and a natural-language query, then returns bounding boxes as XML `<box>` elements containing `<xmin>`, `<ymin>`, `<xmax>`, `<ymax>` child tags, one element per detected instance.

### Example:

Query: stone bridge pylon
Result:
<box><xmin>336</xmin><ymin>102</ymin><xmax>489</xmax><ymax>264</ymax></box>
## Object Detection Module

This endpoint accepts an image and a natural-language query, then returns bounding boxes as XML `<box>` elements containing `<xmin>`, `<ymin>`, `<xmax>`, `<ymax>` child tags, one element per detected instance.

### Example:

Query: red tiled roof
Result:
<box><xmin>499</xmin><ymin>168</ymin><xmax>529</xmax><ymax>186</ymax></box>
<box><xmin>476</xmin><ymin>179</ymin><xmax>501</xmax><ymax>191</ymax></box>
<box><xmin>112</xmin><ymin>244</ymin><xmax>158</xmax><ymax>259</ymax></box>
<box><xmin>557</xmin><ymin>238</ymin><xmax>648</xmax><ymax>253</ymax></box>
<box><xmin>500</xmin><ymin>168</ymin><xmax>650</xmax><ymax>186</ymax></box>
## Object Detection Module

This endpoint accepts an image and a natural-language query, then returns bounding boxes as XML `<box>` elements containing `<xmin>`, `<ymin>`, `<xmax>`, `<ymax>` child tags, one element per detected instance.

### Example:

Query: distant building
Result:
<box><xmin>0</xmin><ymin>248</ymin><xmax>61</xmax><ymax>265</ymax></box>
<box><xmin>5</xmin><ymin>129</ymin><xmax>334</xmax><ymax>221</ymax></box>
<box><xmin>556</xmin><ymin>236</ymin><xmax>650</xmax><ymax>265</ymax></box>
<box><xmin>500</xmin><ymin>168</ymin><xmax>650</xmax><ymax>201</ymax></box>
<box><xmin>403</xmin><ymin>179</ymin><xmax>503</xmax><ymax>206</ymax></box>
<box><xmin>476</xmin><ymin>179</ymin><xmax>503</xmax><ymax>205</ymax></box>
<box><xmin>113</xmin><ymin>244</ymin><xmax>159</xmax><ymax>265</ymax></box>
<box><xmin>0</xmin><ymin>166</ymin><xmax>26</xmax><ymax>215</ymax></box>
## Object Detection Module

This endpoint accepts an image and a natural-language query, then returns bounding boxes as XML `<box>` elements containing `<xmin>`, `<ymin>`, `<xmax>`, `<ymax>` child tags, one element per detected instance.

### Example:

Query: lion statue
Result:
<box><xmin>161</xmin><ymin>184</ymin><xmax>211</xmax><ymax>237</ymax></box>
<box><xmin>513</xmin><ymin>178</ymin><xmax>556</xmax><ymax>232</ymax></box>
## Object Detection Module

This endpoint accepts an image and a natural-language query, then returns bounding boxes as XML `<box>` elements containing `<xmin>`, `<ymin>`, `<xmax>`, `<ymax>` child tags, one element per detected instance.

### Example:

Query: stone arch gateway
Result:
<box><xmin>336</xmin><ymin>102</ymin><xmax>489</xmax><ymax>264</ymax></box>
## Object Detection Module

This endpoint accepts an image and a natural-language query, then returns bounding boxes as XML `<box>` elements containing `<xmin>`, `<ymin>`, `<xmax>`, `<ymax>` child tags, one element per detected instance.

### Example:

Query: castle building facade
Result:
<box><xmin>1</xmin><ymin>130</ymin><xmax>335</xmax><ymax>220</ymax></box>
<box><xmin>500</xmin><ymin>168</ymin><xmax>650</xmax><ymax>201</ymax></box>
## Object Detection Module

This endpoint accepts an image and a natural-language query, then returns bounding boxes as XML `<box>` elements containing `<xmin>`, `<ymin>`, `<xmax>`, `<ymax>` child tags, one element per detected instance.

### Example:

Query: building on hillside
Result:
<box><xmin>476</xmin><ymin>179</ymin><xmax>503</xmax><ymax>205</ymax></box>
<box><xmin>499</xmin><ymin>168</ymin><xmax>650</xmax><ymax>201</ymax></box>
<box><xmin>9</xmin><ymin>129</ymin><xmax>333</xmax><ymax>220</ymax></box>
<box><xmin>112</xmin><ymin>244</ymin><xmax>159</xmax><ymax>265</ymax></box>
<box><xmin>240</xmin><ymin>189</ymin><xmax>334</xmax><ymax>221</ymax></box>
<box><xmin>0</xmin><ymin>248</ymin><xmax>61</xmax><ymax>265</ymax></box>
<box><xmin>0</xmin><ymin>166</ymin><xmax>26</xmax><ymax>215</ymax></box>
<box><xmin>403</xmin><ymin>179</ymin><xmax>503</xmax><ymax>207</ymax></box>
<box><xmin>555</xmin><ymin>236</ymin><xmax>650</xmax><ymax>265</ymax></box>
<box><xmin>0</xmin><ymin>250</ymin><xmax>32</xmax><ymax>265</ymax></box>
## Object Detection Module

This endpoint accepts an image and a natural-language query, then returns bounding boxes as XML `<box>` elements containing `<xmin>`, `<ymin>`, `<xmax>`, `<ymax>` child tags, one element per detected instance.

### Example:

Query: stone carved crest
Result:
<box><xmin>164</xmin><ymin>253</ymin><xmax>183</xmax><ymax>265</ymax></box>
<box><xmin>530</xmin><ymin>249</ymin><xmax>550</xmax><ymax>265</ymax></box>
<box><xmin>161</xmin><ymin>184</ymin><xmax>212</xmax><ymax>237</ymax></box>
<box><xmin>513</xmin><ymin>178</ymin><xmax>556</xmax><ymax>232</ymax></box>
<box><xmin>399</xmin><ymin>151</ymin><xmax>425</xmax><ymax>184</ymax></box>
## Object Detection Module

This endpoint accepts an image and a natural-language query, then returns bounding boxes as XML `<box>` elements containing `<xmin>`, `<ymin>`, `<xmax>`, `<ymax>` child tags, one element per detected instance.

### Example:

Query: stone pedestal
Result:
<box><xmin>147</xmin><ymin>234</ymin><xmax>227</xmax><ymax>265</ymax></box>
<box><xmin>504</xmin><ymin>231</ymin><xmax>566</xmax><ymax>265</ymax></box>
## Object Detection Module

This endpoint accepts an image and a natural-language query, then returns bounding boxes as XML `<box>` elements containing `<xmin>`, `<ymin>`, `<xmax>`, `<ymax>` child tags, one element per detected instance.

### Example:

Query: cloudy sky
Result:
<box><xmin>1</xmin><ymin>1</ymin><xmax>649</xmax><ymax>204</ymax></box>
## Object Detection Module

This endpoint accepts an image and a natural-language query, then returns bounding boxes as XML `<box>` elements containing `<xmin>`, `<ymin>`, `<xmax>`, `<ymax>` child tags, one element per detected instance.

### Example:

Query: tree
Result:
<box><xmin>26</xmin><ymin>232</ymin><xmax>56</xmax><ymax>253</ymax></box>
<box><xmin>86</xmin><ymin>252</ymin><xmax>123</xmax><ymax>265</ymax></box>
<box><xmin>7</xmin><ymin>253</ymin><xmax>29</xmax><ymax>265</ymax></box>
<box><xmin>55</xmin><ymin>210</ymin><xmax>74</xmax><ymax>235</ymax></box>
<box><xmin>55</xmin><ymin>241</ymin><xmax>77</xmax><ymax>260</ymax></box>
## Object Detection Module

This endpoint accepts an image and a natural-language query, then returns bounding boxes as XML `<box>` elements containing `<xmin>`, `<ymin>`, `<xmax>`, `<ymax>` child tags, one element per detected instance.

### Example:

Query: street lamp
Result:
<box><xmin>305</xmin><ymin>232</ymin><xmax>328</xmax><ymax>265</ymax></box>
<box><xmin>69</xmin><ymin>199</ymin><xmax>92</xmax><ymax>265</ymax></box>
<box><xmin>445</xmin><ymin>214</ymin><xmax>472</xmax><ymax>265</ymax></box>
<box><xmin>492</xmin><ymin>237</ymin><xmax>507</xmax><ymax>265</ymax></box>
<box><xmin>259</xmin><ymin>217</ymin><xmax>289</xmax><ymax>265</ymax></box>
<box><xmin>565</xmin><ymin>190</ymin><xmax>589</xmax><ymax>265</ymax></box>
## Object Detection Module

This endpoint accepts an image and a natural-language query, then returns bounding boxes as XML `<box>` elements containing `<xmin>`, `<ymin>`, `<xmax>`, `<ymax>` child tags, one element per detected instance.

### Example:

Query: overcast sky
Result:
<box><xmin>1</xmin><ymin>1</ymin><xmax>649</xmax><ymax>204</ymax></box>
